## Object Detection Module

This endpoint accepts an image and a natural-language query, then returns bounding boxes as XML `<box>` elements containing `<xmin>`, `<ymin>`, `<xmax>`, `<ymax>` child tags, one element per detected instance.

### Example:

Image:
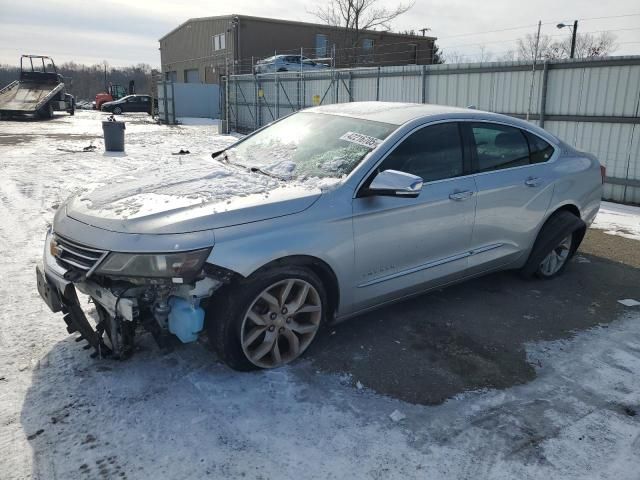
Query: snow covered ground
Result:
<box><xmin>593</xmin><ymin>201</ymin><xmax>640</xmax><ymax>241</ymax></box>
<box><xmin>1</xmin><ymin>111</ymin><xmax>639</xmax><ymax>479</ymax></box>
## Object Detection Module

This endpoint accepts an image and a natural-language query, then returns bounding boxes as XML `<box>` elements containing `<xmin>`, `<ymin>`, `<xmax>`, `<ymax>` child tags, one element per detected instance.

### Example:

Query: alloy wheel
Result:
<box><xmin>539</xmin><ymin>234</ymin><xmax>572</xmax><ymax>277</ymax></box>
<box><xmin>240</xmin><ymin>278</ymin><xmax>322</xmax><ymax>368</ymax></box>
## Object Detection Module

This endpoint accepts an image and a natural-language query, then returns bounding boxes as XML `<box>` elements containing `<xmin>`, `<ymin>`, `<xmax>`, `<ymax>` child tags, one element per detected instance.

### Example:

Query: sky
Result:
<box><xmin>0</xmin><ymin>0</ymin><xmax>639</xmax><ymax>67</ymax></box>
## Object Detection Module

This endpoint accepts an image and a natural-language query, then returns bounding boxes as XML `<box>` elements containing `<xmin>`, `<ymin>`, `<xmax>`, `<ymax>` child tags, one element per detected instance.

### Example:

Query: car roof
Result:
<box><xmin>307</xmin><ymin>102</ymin><xmax>487</xmax><ymax>124</ymax></box>
<box><xmin>306</xmin><ymin>101</ymin><xmax>559</xmax><ymax>143</ymax></box>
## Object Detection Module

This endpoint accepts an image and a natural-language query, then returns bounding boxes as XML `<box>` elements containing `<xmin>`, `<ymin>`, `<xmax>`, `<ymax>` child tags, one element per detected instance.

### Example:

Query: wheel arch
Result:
<box><xmin>547</xmin><ymin>203</ymin><xmax>586</xmax><ymax>248</ymax></box>
<box><xmin>248</xmin><ymin>255</ymin><xmax>340</xmax><ymax>320</ymax></box>
<box><xmin>552</xmin><ymin>203</ymin><xmax>581</xmax><ymax>219</ymax></box>
<box><xmin>533</xmin><ymin>202</ymin><xmax>586</xmax><ymax>259</ymax></box>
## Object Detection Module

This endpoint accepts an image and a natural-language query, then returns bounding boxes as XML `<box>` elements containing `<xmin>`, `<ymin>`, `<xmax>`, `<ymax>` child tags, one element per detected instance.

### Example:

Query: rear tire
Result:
<box><xmin>207</xmin><ymin>266</ymin><xmax>327</xmax><ymax>371</ymax></box>
<box><xmin>520</xmin><ymin>210</ymin><xmax>585</xmax><ymax>279</ymax></box>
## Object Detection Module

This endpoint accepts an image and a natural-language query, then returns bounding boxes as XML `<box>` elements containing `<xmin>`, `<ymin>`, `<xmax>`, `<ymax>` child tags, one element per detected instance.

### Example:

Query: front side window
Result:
<box><xmin>225</xmin><ymin>112</ymin><xmax>396</xmax><ymax>180</ymax></box>
<box><xmin>379</xmin><ymin>123</ymin><xmax>464</xmax><ymax>182</ymax></box>
<box><xmin>470</xmin><ymin>123</ymin><xmax>529</xmax><ymax>172</ymax></box>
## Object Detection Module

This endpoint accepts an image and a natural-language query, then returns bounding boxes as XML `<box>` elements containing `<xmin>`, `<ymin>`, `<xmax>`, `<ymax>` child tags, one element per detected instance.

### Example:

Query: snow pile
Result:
<box><xmin>592</xmin><ymin>201</ymin><xmax>640</xmax><ymax>241</ymax></box>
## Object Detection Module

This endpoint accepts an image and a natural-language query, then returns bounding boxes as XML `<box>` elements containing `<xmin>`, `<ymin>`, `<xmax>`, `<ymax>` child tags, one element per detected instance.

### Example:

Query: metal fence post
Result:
<box><xmin>170</xmin><ymin>81</ymin><xmax>176</xmax><ymax>125</ymax></box>
<box><xmin>421</xmin><ymin>65</ymin><xmax>427</xmax><ymax>103</ymax></box>
<box><xmin>623</xmin><ymin>83</ymin><xmax>640</xmax><ymax>203</ymax></box>
<box><xmin>539</xmin><ymin>61</ymin><xmax>549</xmax><ymax>128</ymax></box>
<box><xmin>376</xmin><ymin>67</ymin><xmax>381</xmax><ymax>101</ymax></box>
<box><xmin>233</xmin><ymin>77</ymin><xmax>238</xmax><ymax>131</ymax></box>
<box><xmin>335</xmin><ymin>71</ymin><xmax>339</xmax><ymax>103</ymax></box>
<box><xmin>302</xmin><ymin>72</ymin><xmax>306</xmax><ymax>109</ymax></box>
<box><xmin>348</xmin><ymin>72</ymin><xmax>353</xmax><ymax>102</ymax></box>
<box><xmin>223</xmin><ymin>76</ymin><xmax>229</xmax><ymax>133</ymax></box>
<box><xmin>257</xmin><ymin>77</ymin><xmax>262</xmax><ymax>127</ymax></box>
<box><xmin>162</xmin><ymin>81</ymin><xmax>168</xmax><ymax>124</ymax></box>
<box><xmin>275</xmin><ymin>74</ymin><xmax>280</xmax><ymax>118</ymax></box>
<box><xmin>254</xmin><ymin>75</ymin><xmax>259</xmax><ymax>130</ymax></box>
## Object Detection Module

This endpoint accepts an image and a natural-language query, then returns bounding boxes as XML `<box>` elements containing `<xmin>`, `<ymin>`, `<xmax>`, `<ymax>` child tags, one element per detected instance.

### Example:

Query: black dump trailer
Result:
<box><xmin>0</xmin><ymin>55</ymin><xmax>75</xmax><ymax>120</ymax></box>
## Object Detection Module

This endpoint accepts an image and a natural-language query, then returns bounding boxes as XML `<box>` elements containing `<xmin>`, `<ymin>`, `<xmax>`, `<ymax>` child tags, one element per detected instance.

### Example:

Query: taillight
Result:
<box><xmin>600</xmin><ymin>165</ymin><xmax>606</xmax><ymax>184</ymax></box>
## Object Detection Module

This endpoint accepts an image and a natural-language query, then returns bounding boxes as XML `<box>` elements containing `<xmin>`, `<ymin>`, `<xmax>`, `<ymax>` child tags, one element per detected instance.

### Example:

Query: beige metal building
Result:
<box><xmin>159</xmin><ymin>15</ymin><xmax>437</xmax><ymax>83</ymax></box>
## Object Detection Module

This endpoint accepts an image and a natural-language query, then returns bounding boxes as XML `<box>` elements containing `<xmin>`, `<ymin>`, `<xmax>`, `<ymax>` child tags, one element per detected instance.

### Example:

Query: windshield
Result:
<box><xmin>225</xmin><ymin>112</ymin><xmax>396</xmax><ymax>179</ymax></box>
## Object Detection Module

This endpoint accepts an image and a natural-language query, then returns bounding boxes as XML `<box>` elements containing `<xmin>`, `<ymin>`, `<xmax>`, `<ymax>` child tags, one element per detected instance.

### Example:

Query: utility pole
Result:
<box><xmin>419</xmin><ymin>28</ymin><xmax>431</xmax><ymax>37</ymax></box>
<box><xmin>570</xmin><ymin>20</ymin><xmax>578</xmax><ymax>59</ymax></box>
<box><xmin>526</xmin><ymin>20</ymin><xmax>542</xmax><ymax>121</ymax></box>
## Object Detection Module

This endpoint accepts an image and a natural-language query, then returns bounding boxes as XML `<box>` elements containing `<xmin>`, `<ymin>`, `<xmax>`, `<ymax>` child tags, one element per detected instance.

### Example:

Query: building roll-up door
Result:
<box><xmin>185</xmin><ymin>69</ymin><xmax>200</xmax><ymax>83</ymax></box>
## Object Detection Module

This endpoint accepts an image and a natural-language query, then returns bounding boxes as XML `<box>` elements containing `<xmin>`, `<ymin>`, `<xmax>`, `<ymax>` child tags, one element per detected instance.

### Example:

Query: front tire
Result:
<box><xmin>208</xmin><ymin>266</ymin><xmax>326</xmax><ymax>370</ymax></box>
<box><xmin>113</xmin><ymin>106</ymin><xmax>122</xmax><ymax>115</ymax></box>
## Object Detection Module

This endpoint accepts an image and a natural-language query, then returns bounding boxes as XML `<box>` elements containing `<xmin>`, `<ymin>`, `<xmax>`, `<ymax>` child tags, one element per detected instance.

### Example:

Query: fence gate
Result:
<box><xmin>157</xmin><ymin>80</ymin><xmax>176</xmax><ymax>124</ymax></box>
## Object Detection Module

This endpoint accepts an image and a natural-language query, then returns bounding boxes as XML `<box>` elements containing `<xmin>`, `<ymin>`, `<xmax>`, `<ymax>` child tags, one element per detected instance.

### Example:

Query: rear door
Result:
<box><xmin>139</xmin><ymin>96</ymin><xmax>151</xmax><ymax>113</ymax></box>
<box><xmin>351</xmin><ymin>122</ymin><xmax>477</xmax><ymax>312</ymax></box>
<box><xmin>463</xmin><ymin>122</ymin><xmax>556</xmax><ymax>273</ymax></box>
<box><xmin>133</xmin><ymin>96</ymin><xmax>146</xmax><ymax>112</ymax></box>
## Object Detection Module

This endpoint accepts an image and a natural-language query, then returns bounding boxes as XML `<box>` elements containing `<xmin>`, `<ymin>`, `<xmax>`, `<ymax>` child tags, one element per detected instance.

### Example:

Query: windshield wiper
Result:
<box><xmin>246</xmin><ymin>166</ymin><xmax>288</xmax><ymax>181</ymax></box>
<box><xmin>212</xmin><ymin>151</ymin><xmax>288</xmax><ymax>181</ymax></box>
<box><xmin>211</xmin><ymin>149</ymin><xmax>228</xmax><ymax>159</ymax></box>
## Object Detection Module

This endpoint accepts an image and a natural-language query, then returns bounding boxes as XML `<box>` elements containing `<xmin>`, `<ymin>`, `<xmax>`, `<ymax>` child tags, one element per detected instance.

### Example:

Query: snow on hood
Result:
<box><xmin>66</xmin><ymin>159</ymin><xmax>339</xmax><ymax>234</ymax></box>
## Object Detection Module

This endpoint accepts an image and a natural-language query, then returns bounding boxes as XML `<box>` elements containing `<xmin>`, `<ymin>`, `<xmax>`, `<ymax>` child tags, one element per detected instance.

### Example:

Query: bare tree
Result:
<box><xmin>442</xmin><ymin>50</ymin><xmax>466</xmax><ymax>64</ymax></box>
<box><xmin>516</xmin><ymin>31</ymin><xmax>617</xmax><ymax>61</ymax></box>
<box><xmin>499</xmin><ymin>49</ymin><xmax>518</xmax><ymax>61</ymax></box>
<box><xmin>431</xmin><ymin>43</ymin><xmax>445</xmax><ymax>64</ymax></box>
<box><xmin>312</xmin><ymin>0</ymin><xmax>414</xmax><ymax>64</ymax></box>
<box><xmin>516</xmin><ymin>34</ymin><xmax>561</xmax><ymax>61</ymax></box>
<box><xmin>314</xmin><ymin>0</ymin><xmax>414</xmax><ymax>32</ymax></box>
<box><xmin>477</xmin><ymin>45</ymin><xmax>493</xmax><ymax>63</ymax></box>
<box><xmin>556</xmin><ymin>31</ymin><xmax>618</xmax><ymax>58</ymax></box>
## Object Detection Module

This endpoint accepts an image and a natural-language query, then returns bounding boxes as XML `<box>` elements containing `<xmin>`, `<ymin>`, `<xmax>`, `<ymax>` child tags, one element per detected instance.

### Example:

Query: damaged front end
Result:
<box><xmin>36</xmin><ymin>229</ymin><xmax>230</xmax><ymax>359</ymax></box>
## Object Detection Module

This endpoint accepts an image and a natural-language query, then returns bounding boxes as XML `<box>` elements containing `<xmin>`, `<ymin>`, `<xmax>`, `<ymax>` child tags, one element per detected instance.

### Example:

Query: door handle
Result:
<box><xmin>449</xmin><ymin>190</ymin><xmax>474</xmax><ymax>201</ymax></box>
<box><xmin>525</xmin><ymin>177</ymin><xmax>542</xmax><ymax>187</ymax></box>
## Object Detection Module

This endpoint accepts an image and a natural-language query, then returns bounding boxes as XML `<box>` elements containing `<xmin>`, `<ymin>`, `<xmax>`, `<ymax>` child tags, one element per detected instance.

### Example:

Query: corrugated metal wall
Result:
<box><xmin>225</xmin><ymin>57</ymin><xmax>640</xmax><ymax>204</ymax></box>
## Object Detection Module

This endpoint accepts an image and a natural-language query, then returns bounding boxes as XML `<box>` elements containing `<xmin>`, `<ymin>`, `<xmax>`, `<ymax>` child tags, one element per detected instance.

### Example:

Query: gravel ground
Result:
<box><xmin>581</xmin><ymin>228</ymin><xmax>640</xmax><ymax>269</ymax></box>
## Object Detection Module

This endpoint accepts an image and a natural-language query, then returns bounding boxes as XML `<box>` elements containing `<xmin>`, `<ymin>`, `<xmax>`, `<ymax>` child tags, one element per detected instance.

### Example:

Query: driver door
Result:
<box><xmin>351</xmin><ymin>122</ymin><xmax>477</xmax><ymax>312</ymax></box>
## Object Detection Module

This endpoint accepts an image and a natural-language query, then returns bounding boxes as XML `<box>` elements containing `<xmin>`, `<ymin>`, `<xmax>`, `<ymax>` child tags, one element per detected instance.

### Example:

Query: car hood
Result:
<box><xmin>65</xmin><ymin>161</ymin><xmax>328</xmax><ymax>234</ymax></box>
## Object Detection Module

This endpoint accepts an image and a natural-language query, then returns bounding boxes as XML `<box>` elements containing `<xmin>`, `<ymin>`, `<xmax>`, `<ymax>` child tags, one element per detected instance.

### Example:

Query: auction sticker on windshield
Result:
<box><xmin>339</xmin><ymin>131</ymin><xmax>383</xmax><ymax>149</ymax></box>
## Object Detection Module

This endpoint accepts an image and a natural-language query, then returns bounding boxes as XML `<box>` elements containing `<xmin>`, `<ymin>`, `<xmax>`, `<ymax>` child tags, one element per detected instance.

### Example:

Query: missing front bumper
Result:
<box><xmin>36</xmin><ymin>265</ymin><xmax>112</xmax><ymax>358</ymax></box>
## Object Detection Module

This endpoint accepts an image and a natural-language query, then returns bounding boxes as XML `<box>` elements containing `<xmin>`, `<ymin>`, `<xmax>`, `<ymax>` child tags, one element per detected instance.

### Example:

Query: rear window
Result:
<box><xmin>525</xmin><ymin>131</ymin><xmax>555</xmax><ymax>163</ymax></box>
<box><xmin>470</xmin><ymin>123</ymin><xmax>530</xmax><ymax>172</ymax></box>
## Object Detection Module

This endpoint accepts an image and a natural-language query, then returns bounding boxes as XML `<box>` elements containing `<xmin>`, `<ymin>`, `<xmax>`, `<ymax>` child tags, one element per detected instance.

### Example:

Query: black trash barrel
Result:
<box><xmin>102</xmin><ymin>120</ymin><xmax>125</xmax><ymax>152</ymax></box>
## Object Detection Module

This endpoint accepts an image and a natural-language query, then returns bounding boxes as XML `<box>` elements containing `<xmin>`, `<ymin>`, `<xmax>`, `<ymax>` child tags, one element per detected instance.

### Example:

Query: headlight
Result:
<box><xmin>96</xmin><ymin>248</ymin><xmax>211</xmax><ymax>279</ymax></box>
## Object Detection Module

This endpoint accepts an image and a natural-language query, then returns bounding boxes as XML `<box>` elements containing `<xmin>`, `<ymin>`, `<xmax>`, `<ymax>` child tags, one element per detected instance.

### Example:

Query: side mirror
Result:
<box><xmin>366</xmin><ymin>169</ymin><xmax>423</xmax><ymax>198</ymax></box>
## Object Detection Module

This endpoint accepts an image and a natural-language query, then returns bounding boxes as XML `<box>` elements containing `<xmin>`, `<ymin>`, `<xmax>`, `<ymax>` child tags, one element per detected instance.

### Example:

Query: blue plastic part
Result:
<box><xmin>168</xmin><ymin>297</ymin><xmax>205</xmax><ymax>343</ymax></box>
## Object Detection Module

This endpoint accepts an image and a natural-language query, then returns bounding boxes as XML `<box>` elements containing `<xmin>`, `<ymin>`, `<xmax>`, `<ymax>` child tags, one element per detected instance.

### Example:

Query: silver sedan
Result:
<box><xmin>36</xmin><ymin>102</ymin><xmax>603</xmax><ymax>369</ymax></box>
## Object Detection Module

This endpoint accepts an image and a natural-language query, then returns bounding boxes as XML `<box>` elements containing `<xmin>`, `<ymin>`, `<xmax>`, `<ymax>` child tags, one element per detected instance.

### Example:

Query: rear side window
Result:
<box><xmin>379</xmin><ymin>123</ymin><xmax>464</xmax><ymax>182</ymax></box>
<box><xmin>470</xmin><ymin>123</ymin><xmax>529</xmax><ymax>172</ymax></box>
<box><xmin>525</xmin><ymin>131</ymin><xmax>555</xmax><ymax>163</ymax></box>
